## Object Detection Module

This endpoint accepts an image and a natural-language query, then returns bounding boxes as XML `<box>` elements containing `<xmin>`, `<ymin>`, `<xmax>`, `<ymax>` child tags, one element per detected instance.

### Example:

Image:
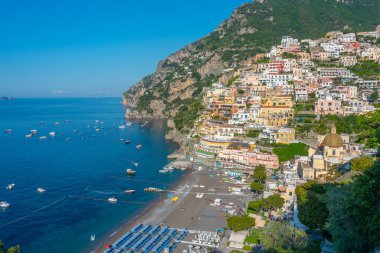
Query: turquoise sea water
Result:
<box><xmin>0</xmin><ymin>98</ymin><xmax>181</xmax><ymax>252</ymax></box>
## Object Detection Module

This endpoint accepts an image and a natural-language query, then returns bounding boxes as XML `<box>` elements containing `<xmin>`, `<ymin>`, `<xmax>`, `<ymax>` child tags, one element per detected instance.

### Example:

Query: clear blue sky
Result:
<box><xmin>0</xmin><ymin>0</ymin><xmax>248</xmax><ymax>98</ymax></box>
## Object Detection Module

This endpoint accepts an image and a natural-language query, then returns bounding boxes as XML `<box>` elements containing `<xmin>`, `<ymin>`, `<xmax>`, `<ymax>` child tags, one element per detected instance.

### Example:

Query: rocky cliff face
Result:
<box><xmin>123</xmin><ymin>0</ymin><xmax>380</xmax><ymax>121</ymax></box>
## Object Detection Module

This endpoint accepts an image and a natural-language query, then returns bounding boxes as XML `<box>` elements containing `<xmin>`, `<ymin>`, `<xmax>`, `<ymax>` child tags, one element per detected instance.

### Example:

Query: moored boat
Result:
<box><xmin>125</xmin><ymin>140</ymin><xmax>131</xmax><ymax>144</ymax></box>
<box><xmin>136</xmin><ymin>144</ymin><xmax>142</xmax><ymax>149</ymax></box>
<box><xmin>31</xmin><ymin>129</ymin><xmax>38</xmax><ymax>135</ymax></box>
<box><xmin>39</xmin><ymin>136</ymin><xmax>47</xmax><ymax>140</ymax></box>
<box><xmin>0</xmin><ymin>201</ymin><xmax>11</xmax><ymax>208</ymax></box>
<box><xmin>125</xmin><ymin>189</ymin><xmax>136</xmax><ymax>194</ymax></box>
<box><xmin>6</xmin><ymin>183</ymin><xmax>15</xmax><ymax>190</ymax></box>
<box><xmin>126</xmin><ymin>169</ymin><xmax>136</xmax><ymax>176</ymax></box>
<box><xmin>37</xmin><ymin>187</ymin><xmax>46</xmax><ymax>193</ymax></box>
<box><xmin>25</xmin><ymin>134</ymin><xmax>32</xmax><ymax>138</ymax></box>
<box><xmin>108</xmin><ymin>197</ymin><xmax>117</xmax><ymax>203</ymax></box>
<box><xmin>49</xmin><ymin>131</ymin><xmax>56</xmax><ymax>137</ymax></box>
<box><xmin>4</xmin><ymin>129</ymin><xmax>12</xmax><ymax>133</ymax></box>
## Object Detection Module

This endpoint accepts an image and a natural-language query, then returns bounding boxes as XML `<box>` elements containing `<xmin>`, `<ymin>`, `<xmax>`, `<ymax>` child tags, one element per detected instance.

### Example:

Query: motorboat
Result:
<box><xmin>125</xmin><ymin>140</ymin><xmax>131</xmax><ymax>144</ymax></box>
<box><xmin>90</xmin><ymin>235</ymin><xmax>96</xmax><ymax>241</ymax></box>
<box><xmin>4</xmin><ymin>129</ymin><xmax>12</xmax><ymax>133</ymax></box>
<box><xmin>73</xmin><ymin>130</ymin><xmax>78</xmax><ymax>133</ymax></box>
<box><xmin>108</xmin><ymin>197</ymin><xmax>117</xmax><ymax>203</ymax></box>
<box><xmin>39</xmin><ymin>136</ymin><xmax>47</xmax><ymax>140</ymax></box>
<box><xmin>119</xmin><ymin>125</ymin><xmax>126</xmax><ymax>129</ymax></box>
<box><xmin>0</xmin><ymin>202</ymin><xmax>11</xmax><ymax>208</ymax></box>
<box><xmin>37</xmin><ymin>188</ymin><xmax>46</xmax><ymax>193</ymax></box>
<box><xmin>136</xmin><ymin>144</ymin><xmax>142</xmax><ymax>149</ymax></box>
<box><xmin>140</xmin><ymin>121</ymin><xmax>148</xmax><ymax>127</ymax></box>
<box><xmin>31</xmin><ymin>129</ymin><xmax>38</xmax><ymax>135</ymax></box>
<box><xmin>6</xmin><ymin>184</ymin><xmax>15</xmax><ymax>190</ymax></box>
<box><xmin>126</xmin><ymin>122</ymin><xmax>132</xmax><ymax>126</ymax></box>
<box><xmin>25</xmin><ymin>134</ymin><xmax>32</xmax><ymax>138</ymax></box>
<box><xmin>95</xmin><ymin>129</ymin><xmax>100</xmax><ymax>132</ymax></box>
<box><xmin>126</xmin><ymin>169</ymin><xmax>136</xmax><ymax>176</ymax></box>
<box><xmin>125</xmin><ymin>190</ymin><xmax>136</xmax><ymax>194</ymax></box>
<box><xmin>65</xmin><ymin>138</ymin><xmax>71</xmax><ymax>141</ymax></box>
<box><xmin>49</xmin><ymin>132</ymin><xmax>56</xmax><ymax>137</ymax></box>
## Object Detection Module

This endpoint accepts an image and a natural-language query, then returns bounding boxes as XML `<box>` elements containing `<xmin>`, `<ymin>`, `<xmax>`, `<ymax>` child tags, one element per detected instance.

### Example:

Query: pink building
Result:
<box><xmin>218</xmin><ymin>149</ymin><xmax>279</xmax><ymax>169</ymax></box>
<box><xmin>314</xmin><ymin>96</ymin><xmax>342</xmax><ymax>115</ymax></box>
<box><xmin>331</xmin><ymin>86</ymin><xmax>357</xmax><ymax>101</ymax></box>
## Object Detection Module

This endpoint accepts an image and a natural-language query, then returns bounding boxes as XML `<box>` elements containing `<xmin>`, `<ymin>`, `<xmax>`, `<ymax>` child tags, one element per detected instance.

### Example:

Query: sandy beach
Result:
<box><xmin>91</xmin><ymin>161</ymin><xmax>253</xmax><ymax>253</ymax></box>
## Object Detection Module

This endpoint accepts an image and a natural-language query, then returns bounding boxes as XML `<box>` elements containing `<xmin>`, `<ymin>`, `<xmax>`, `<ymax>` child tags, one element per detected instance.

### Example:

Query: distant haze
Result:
<box><xmin>0</xmin><ymin>0</ymin><xmax>248</xmax><ymax>98</ymax></box>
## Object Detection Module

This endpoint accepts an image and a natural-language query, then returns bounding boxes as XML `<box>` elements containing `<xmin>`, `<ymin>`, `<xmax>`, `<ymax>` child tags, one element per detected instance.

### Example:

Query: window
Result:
<box><xmin>332</xmin><ymin>150</ymin><xmax>336</xmax><ymax>156</ymax></box>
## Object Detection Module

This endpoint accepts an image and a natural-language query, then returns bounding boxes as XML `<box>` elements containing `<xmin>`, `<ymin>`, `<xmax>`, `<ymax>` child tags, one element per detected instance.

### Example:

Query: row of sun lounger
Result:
<box><xmin>103</xmin><ymin>225</ymin><xmax>188</xmax><ymax>253</ymax></box>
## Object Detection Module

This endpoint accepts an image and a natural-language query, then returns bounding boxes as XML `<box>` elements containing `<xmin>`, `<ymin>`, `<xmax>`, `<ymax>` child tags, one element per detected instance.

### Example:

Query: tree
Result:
<box><xmin>327</xmin><ymin>162</ymin><xmax>380</xmax><ymax>252</ymax></box>
<box><xmin>250</xmin><ymin>182</ymin><xmax>264</xmax><ymax>193</ymax></box>
<box><xmin>370</xmin><ymin>90</ymin><xmax>379</xmax><ymax>101</ymax></box>
<box><xmin>295</xmin><ymin>182</ymin><xmax>329</xmax><ymax>230</ymax></box>
<box><xmin>0</xmin><ymin>242</ymin><xmax>20</xmax><ymax>253</ymax></box>
<box><xmin>350</xmin><ymin>156</ymin><xmax>374</xmax><ymax>171</ymax></box>
<box><xmin>253</xmin><ymin>165</ymin><xmax>266</xmax><ymax>183</ymax></box>
<box><xmin>257</xmin><ymin>222</ymin><xmax>308</xmax><ymax>252</ymax></box>
<box><xmin>227</xmin><ymin>215</ymin><xmax>255</xmax><ymax>232</ymax></box>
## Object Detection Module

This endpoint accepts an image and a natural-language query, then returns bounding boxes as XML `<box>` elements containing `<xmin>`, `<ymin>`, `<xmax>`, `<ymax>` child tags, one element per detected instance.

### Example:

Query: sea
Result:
<box><xmin>0</xmin><ymin>98</ymin><xmax>182</xmax><ymax>252</ymax></box>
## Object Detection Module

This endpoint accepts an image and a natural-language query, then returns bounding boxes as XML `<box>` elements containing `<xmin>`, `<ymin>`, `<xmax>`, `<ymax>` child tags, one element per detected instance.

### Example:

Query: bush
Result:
<box><xmin>247</xmin><ymin>129</ymin><xmax>261</xmax><ymax>138</ymax></box>
<box><xmin>350</xmin><ymin>156</ymin><xmax>374</xmax><ymax>171</ymax></box>
<box><xmin>227</xmin><ymin>215</ymin><xmax>255</xmax><ymax>232</ymax></box>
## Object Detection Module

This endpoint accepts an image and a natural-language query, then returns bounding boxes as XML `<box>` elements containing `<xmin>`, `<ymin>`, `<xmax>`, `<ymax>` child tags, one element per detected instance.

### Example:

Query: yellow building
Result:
<box><xmin>259</xmin><ymin>106</ymin><xmax>294</xmax><ymax>126</ymax></box>
<box><xmin>261</xmin><ymin>95</ymin><xmax>293</xmax><ymax>108</ymax></box>
<box><xmin>277</xmin><ymin>127</ymin><xmax>296</xmax><ymax>144</ymax></box>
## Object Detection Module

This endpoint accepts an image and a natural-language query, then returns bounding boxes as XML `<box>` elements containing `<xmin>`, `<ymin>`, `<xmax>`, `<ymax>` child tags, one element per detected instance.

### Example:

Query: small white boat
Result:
<box><xmin>4</xmin><ymin>129</ymin><xmax>12</xmax><ymax>133</ymax></box>
<box><xmin>108</xmin><ymin>197</ymin><xmax>117</xmax><ymax>203</ymax></box>
<box><xmin>37</xmin><ymin>188</ymin><xmax>46</xmax><ymax>193</ymax></box>
<box><xmin>39</xmin><ymin>136</ymin><xmax>47</xmax><ymax>140</ymax></box>
<box><xmin>125</xmin><ymin>189</ymin><xmax>136</xmax><ymax>194</ymax></box>
<box><xmin>49</xmin><ymin>132</ymin><xmax>56</xmax><ymax>137</ymax></box>
<box><xmin>25</xmin><ymin>134</ymin><xmax>32</xmax><ymax>138</ymax></box>
<box><xmin>140</xmin><ymin>121</ymin><xmax>148</xmax><ymax>127</ymax></box>
<box><xmin>73</xmin><ymin>130</ymin><xmax>78</xmax><ymax>133</ymax></box>
<box><xmin>54</xmin><ymin>122</ymin><xmax>60</xmax><ymax>126</ymax></box>
<box><xmin>119</xmin><ymin>125</ymin><xmax>126</xmax><ymax>129</ymax></box>
<box><xmin>126</xmin><ymin>122</ymin><xmax>132</xmax><ymax>126</ymax></box>
<box><xmin>136</xmin><ymin>144</ymin><xmax>142</xmax><ymax>149</ymax></box>
<box><xmin>95</xmin><ymin>128</ymin><xmax>100</xmax><ymax>132</ymax></box>
<box><xmin>0</xmin><ymin>201</ymin><xmax>11</xmax><ymax>208</ymax></box>
<box><xmin>90</xmin><ymin>235</ymin><xmax>96</xmax><ymax>241</ymax></box>
<box><xmin>31</xmin><ymin>129</ymin><xmax>38</xmax><ymax>135</ymax></box>
<box><xmin>6</xmin><ymin>184</ymin><xmax>15</xmax><ymax>190</ymax></box>
<box><xmin>65</xmin><ymin>138</ymin><xmax>71</xmax><ymax>141</ymax></box>
<box><xmin>133</xmin><ymin>162</ymin><xmax>139</xmax><ymax>167</ymax></box>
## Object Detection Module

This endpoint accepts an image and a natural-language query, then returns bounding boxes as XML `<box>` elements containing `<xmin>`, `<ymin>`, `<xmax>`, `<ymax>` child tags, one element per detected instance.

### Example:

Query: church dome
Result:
<box><xmin>323</xmin><ymin>127</ymin><xmax>343</xmax><ymax>147</ymax></box>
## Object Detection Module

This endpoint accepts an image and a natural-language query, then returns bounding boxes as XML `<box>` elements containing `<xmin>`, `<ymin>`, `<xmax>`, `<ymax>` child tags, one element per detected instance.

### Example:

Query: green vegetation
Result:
<box><xmin>273</xmin><ymin>143</ymin><xmax>308</xmax><ymax>162</ymax></box>
<box><xmin>295</xmin><ymin>182</ymin><xmax>329</xmax><ymax>231</ymax></box>
<box><xmin>296</xmin><ymin>162</ymin><xmax>380</xmax><ymax>252</ymax></box>
<box><xmin>173</xmin><ymin>99</ymin><xmax>204</xmax><ymax>130</ymax></box>
<box><xmin>245</xmin><ymin>229</ymin><xmax>261</xmax><ymax>244</ymax></box>
<box><xmin>227</xmin><ymin>215</ymin><xmax>255</xmax><ymax>232</ymax></box>
<box><xmin>282</xmin><ymin>52</ymin><xmax>300</xmax><ymax>59</ymax></box>
<box><xmin>349</xmin><ymin>60</ymin><xmax>380</xmax><ymax>79</ymax></box>
<box><xmin>350</xmin><ymin>156</ymin><xmax>375</xmax><ymax>171</ymax></box>
<box><xmin>136</xmin><ymin>90</ymin><xmax>154</xmax><ymax>113</ymax></box>
<box><xmin>256</xmin><ymin>222</ymin><xmax>309</xmax><ymax>253</ymax></box>
<box><xmin>227</xmin><ymin>75</ymin><xmax>240</xmax><ymax>87</ymax></box>
<box><xmin>252</xmin><ymin>165</ymin><xmax>266</xmax><ymax>183</ymax></box>
<box><xmin>250</xmin><ymin>182</ymin><xmax>264</xmax><ymax>193</ymax></box>
<box><xmin>0</xmin><ymin>242</ymin><xmax>20</xmax><ymax>253</ymax></box>
<box><xmin>248</xmin><ymin>194</ymin><xmax>285</xmax><ymax>213</ymax></box>
<box><xmin>246</xmin><ymin>129</ymin><xmax>261</xmax><ymax>138</ymax></box>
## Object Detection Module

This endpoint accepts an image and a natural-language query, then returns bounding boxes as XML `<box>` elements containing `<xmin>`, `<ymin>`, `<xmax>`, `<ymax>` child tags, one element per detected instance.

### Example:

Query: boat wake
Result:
<box><xmin>0</xmin><ymin>197</ymin><xmax>67</xmax><ymax>228</ymax></box>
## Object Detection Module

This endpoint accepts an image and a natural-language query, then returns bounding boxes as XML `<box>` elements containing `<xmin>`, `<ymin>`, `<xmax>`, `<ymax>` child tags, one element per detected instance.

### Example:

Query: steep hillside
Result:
<box><xmin>123</xmin><ymin>0</ymin><xmax>380</xmax><ymax>123</ymax></box>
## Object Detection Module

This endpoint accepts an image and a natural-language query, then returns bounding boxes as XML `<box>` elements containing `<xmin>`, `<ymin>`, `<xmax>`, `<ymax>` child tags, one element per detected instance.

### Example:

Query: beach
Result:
<box><xmin>92</xmin><ymin>159</ymin><xmax>253</xmax><ymax>253</ymax></box>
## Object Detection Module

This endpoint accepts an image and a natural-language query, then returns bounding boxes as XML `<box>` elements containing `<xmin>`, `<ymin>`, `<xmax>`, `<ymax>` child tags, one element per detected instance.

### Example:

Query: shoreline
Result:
<box><xmin>90</xmin><ymin>169</ymin><xmax>193</xmax><ymax>253</ymax></box>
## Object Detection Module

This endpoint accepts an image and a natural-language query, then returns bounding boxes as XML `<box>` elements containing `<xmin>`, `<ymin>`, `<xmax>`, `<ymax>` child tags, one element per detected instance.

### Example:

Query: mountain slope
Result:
<box><xmin>123</xmin><ymin>0</ymin><xmax>380</xmax><ymax>123</ymax></box>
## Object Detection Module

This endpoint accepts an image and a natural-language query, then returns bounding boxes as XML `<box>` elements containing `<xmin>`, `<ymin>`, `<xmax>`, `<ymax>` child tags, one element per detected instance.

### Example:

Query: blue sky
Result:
<box><xmin>0</xmin><ymin>0</ymin><xmax>248</xmax><ymax>98</ymax></box>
